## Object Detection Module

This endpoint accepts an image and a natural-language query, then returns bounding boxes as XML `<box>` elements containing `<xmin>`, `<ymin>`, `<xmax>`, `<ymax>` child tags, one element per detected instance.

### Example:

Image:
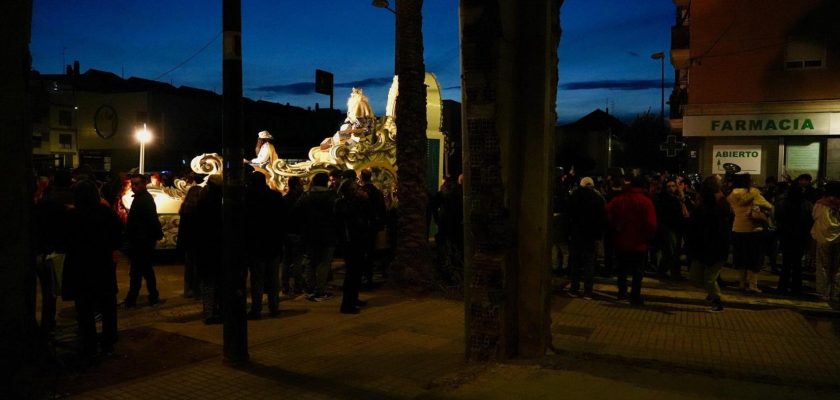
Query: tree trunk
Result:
<box><xmin>393</xmin><ymin>0</ymin><xmax>434</xmax><ymax>288</ymax></box>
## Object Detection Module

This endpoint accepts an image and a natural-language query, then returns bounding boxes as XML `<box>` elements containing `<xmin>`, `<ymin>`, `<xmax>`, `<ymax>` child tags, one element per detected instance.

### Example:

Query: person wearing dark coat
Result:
<box><xmin>685</xmin><ymin>176</ymin><xmax>732</xmax><ymax>312</ymax></box>
<box><xmin>195</xmin><ymin>176</ymin><xmax>223</xmax><ymax>323</ymax></box>
<box><xmin>177</xmin><ymin>185</ymin><xmax>203</xmax><ymax>298</ymax></box>
<box><xmin>335</xmin><ymin>171</ymin><xmax>371</xmax><ymax>314</ymax></box>
<box><xmin>655</xmin><ymin>177</ymin><xmax>689</xmax><ymax>280</ymax></box>
<box><xmin>280</xmin><ymin>176</ymin><xmax>306</xmax><ymax>296</ymax></box>
<box><xmin>245</xmin><ymin>172</ymin><xmax>284</xmax><ymax>319</ymax></box>
<box><xmin>296</xmin><ymin>173</ymin><xmax>339</xmax><ymax>301</ymax></box>
<box><xmin>123</xmin><ymin>174</ymin><xmax>163</xmax><ymax>307</ymax></box>
<box><xmin>358</xmin><ymin>168</ymin><xmax>386</xmax><ymax>289</ymax></box>
<box><xmin>774</xmin><ymin>184</ymin><xmax>814</xmax><ymax>295</ymax></box>
<box><xmin>565</xmin><ymin>177</ymin><xmax>606</xmax><ymax>298</ymax></box>
<box><xmin>30</xmin><ymin>174</ymin><xmax>70</xmax><ymax>334</ymax></box>
<box><xmin>63</xmin><ymin>180</ymin><xmax>123</xmax><ymax>356</ymax></box>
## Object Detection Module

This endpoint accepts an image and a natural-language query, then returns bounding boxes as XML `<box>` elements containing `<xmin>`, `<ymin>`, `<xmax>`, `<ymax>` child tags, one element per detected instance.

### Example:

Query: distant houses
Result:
<box><xmin>555</xmin><ymin>108</ymin><xmax>626</xmax><ymax>176</ymax></box>
<box><xmin>31</xmin><ymin>64</ymin><xmax>343</xmax><ymax>174</ymax></box>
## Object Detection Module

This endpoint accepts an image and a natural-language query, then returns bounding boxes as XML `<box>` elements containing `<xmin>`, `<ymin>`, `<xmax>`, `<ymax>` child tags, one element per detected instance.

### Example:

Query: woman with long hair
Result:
<box><xmin>244</xmin><ymin>130</ymin><xmax>278</xmax><ymax>168</ymax></box>
<box><xmin>727</xmin><ymin>173</ymin><xmax>773</xmax><ymax>292</ymax></box>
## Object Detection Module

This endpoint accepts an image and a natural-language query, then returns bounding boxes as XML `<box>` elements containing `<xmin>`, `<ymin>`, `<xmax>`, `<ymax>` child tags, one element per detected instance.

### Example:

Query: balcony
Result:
<box><xmin>671</xmin><ymin>25</ymin><xmax>689</xmax><ymax>50</ymax></box>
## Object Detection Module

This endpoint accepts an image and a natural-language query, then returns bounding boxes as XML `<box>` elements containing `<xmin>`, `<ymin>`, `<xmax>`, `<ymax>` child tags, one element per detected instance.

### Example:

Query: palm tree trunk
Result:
<box><xmin>393</xmin><ymin>0</ymin><xmax>434</xmax><ymax>287</ymax></box>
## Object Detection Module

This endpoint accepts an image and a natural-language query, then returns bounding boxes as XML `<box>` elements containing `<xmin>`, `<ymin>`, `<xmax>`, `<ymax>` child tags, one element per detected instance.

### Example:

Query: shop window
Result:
<box><xmin>58</xmin><ymin>110</ymin><xmax>73</xmax><ymax>127</ymax></box>
<box><xmin>785</xmin><ymin>38</ymin><xmax>825</xmax><ymax>70</ymax></box>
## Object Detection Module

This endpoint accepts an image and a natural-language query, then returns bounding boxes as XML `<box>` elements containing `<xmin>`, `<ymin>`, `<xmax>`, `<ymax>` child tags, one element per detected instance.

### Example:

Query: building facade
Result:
<box><xmin>670</xmin><ymin>0</ymin><xmax>840</xmax><ymax>182</ymax></box>
<box><xmin>31</xmin><ymin>66</ymin><xmax>343</xmax><ymax>175</ymax></box>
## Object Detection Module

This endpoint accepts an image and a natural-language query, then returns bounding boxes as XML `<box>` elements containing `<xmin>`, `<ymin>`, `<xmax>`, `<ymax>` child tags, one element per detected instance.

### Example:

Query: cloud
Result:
<box><xmin>626</xmin><ymin>51</ymin><xmax>640</xmax><ymax>57</ymax></box>
<box><xmin>251</xmin><ymin>82</ymin><xmax>315</xmax><ymax>95</ymax></box>
<box><xmin>443</xmin><ymin>85</ymin><xmax>461</xmax><ymax>90</ymax></box>
<box><xmin>251</xmin><ymin>76</ymin><xmax>393</xmax><ymax>95</ymax></box>
<box><xmin>335</xmin><ymin>77</ymin><xmax>393</xmax><ymax>88</ymax></box>
<box><xmin>560</xmin><ymin>79</ymin><xmax>661</xmax><ymax>91</ymax></box>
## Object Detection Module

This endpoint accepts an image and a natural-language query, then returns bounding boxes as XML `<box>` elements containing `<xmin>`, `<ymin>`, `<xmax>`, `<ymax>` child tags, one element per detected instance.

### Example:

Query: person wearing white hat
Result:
<box><xmin>244</xmin><ymin>130</ymin><xmax>278</xmax><ymax>168</ymax></box>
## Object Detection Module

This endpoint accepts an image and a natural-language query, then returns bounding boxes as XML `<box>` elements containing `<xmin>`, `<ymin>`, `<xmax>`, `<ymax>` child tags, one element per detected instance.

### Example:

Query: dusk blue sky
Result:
<box><xmin>31</xmin><ymin>0</ymin><xmax>673</xmax><ymax>124</ymax></box>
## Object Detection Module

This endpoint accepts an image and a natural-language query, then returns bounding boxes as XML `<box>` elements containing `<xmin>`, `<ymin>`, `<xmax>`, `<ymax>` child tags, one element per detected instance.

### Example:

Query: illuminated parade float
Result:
<box><xmin>122</xmin><ymin>73</ymin><xmax>445</xmax><ymax>248</ymax></box>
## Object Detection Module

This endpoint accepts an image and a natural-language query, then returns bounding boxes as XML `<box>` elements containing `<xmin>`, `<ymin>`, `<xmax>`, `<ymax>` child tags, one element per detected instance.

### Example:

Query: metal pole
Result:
<box><xmin>222</xmin><ymin>0</ymin><xmax>248</xmax><ymax>364</ymax></box>
<box><xmin>139</xmin><ymin>123</ymin><xmax>147</xmax><ymax>174</ymax></box>
<box><xmin>660</xmin><ymin>56</ymin><xmax>665</xmax><ymax>122</ymax></box>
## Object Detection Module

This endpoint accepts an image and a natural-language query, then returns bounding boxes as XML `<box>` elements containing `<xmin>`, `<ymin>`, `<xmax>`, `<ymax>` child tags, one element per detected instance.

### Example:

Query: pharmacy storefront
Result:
<box><xmin>683</xmin><ymin>111</ymin><xmax>840</xmax><ymax>182</ymax></box>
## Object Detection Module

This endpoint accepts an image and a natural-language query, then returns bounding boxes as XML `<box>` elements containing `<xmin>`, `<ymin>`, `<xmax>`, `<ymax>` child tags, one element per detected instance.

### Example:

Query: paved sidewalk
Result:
<box><xmin>42</xmin><ymin>260</ymin><xmax>840</xmax><ymax>398</ymax></box>
<box><xmin>550</xmin><ymin>295</ymin><xmax>840</xmax><ymax>387</ymax></box>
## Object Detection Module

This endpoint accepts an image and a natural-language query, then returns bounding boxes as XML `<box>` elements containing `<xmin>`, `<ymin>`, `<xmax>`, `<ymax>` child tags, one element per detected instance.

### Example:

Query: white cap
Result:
<box><xmin>258</xmin><ymin>130</ymin><xmax>273</xmax><ymax>140</ymax></box>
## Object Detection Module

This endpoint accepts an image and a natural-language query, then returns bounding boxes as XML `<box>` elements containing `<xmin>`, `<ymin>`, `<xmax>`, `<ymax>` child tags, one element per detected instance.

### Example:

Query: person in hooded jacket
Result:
<box><xmin>811</xmin><ymin>181</ymin><xmax>840</xmax><ymax>309</ymax></box>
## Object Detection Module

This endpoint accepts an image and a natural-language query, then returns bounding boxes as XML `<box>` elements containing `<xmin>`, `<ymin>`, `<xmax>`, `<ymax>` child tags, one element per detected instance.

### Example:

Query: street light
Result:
<box><xmin>135</xmin><ymin>123</ymin><xmax>152</xmax><ymax>174</ymax></box>
<box><xmin>651</xmin><ymin>52</ymin><xmax>665</xmax><ymax>122</ymax></box>
<box><xmin>372</xmin><ymin>0</ymin><xmax>395</xmax><ymax>14</ymax></box>
<box><xmin>372</xmin><ymin>0</ymin><xmax>397</xmax><ymax>74</ymax></box>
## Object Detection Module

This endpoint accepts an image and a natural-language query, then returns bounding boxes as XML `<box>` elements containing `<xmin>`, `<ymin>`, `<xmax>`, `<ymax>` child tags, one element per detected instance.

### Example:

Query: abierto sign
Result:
<box><xmin>712</xmin><ymin>145</ymin><xmax>762</xmax><ymax>174</ymax></box>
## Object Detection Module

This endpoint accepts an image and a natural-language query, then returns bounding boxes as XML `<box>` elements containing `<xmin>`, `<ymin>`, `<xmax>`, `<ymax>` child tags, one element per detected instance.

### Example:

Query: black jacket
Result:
<box><xmin>63</xmin><ymin>204</ymin><xmax>123</xmax><ymax>300</ymax></box>
<box><xmin>126</xmin><ymin>190</ymin><xmax>162</xmax><ymax>247</ymax></box>
<box><xmin>565</xmin><ymin>186</ymin><xmax>606</xmax><ymax>243</ymax></box>
<box><xmin>684</xmin><ymin>197</ymin><xmax>732</xmax><ymax>265</ymax></box>
<box><xmin>296</xmin><ymin>187</ymin><xmax>339</xmax><ymax>246</ymax></box>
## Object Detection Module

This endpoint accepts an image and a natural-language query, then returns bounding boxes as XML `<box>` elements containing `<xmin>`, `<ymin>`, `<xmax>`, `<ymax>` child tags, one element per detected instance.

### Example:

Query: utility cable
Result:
<box><xmin>154</xmin><ymin>31</ymin><xmax>222</xmax><ymax>81</ymax></box>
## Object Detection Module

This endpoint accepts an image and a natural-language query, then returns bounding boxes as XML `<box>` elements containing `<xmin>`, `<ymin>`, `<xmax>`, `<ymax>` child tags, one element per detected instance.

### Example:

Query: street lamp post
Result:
<box><xmin>372</xmin><ymin>0</ymin><xmax>397</xmax><ymax>75</ymax></box>
<box><xmin>135</xmin><ymin>123</ymin><xmax>152</xmax><ymax>174</ymax></box>
<box><xmin>651</xmin><ymin>52</ymin><xmax>665</xmax><ymax>122</ymax></box>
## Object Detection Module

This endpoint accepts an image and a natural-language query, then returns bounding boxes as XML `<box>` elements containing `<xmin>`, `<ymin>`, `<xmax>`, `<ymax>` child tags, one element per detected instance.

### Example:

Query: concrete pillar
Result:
<box><xmin>461</xmin><ymin>0</ymin><xmax>561</xmax><ymax>360</ymax></box>
<box><xmin>0</xmin><ymin>0</ymin><xmax>35</xmax><ymax>394</ymax></box>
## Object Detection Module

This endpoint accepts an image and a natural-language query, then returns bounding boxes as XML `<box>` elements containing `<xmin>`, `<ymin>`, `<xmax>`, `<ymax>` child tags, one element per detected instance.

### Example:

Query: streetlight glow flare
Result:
<box><xmin>135</xmin><ymin>123</ymin><xmax>152</xmax><ymax>144</ymax></box>
<box><xmin>135</xmin><ymin>123</ymin><xmax>152</xmax><ymax>174</ymax></box>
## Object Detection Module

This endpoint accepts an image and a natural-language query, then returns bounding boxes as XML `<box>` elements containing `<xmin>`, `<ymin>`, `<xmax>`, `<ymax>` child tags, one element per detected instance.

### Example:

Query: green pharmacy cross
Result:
<box><xmin>659</xmin><ymin>135</ymin><xmax>686</xmax><ymax>158</ymax></box>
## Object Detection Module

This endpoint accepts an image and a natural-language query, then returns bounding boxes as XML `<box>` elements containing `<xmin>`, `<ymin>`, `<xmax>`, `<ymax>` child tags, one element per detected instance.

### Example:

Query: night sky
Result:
<box><xmin>31</xmin><ymin>0</ymin><xmax>673</xmax><ymax>124</ymax></box>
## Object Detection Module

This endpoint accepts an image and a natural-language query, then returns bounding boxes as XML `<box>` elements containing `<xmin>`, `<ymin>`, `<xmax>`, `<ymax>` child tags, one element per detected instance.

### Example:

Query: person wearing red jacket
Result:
<box><xmin>607</xmin><ymin>175</ymin><xmax>658</xmax><ymax>305</ymax></box>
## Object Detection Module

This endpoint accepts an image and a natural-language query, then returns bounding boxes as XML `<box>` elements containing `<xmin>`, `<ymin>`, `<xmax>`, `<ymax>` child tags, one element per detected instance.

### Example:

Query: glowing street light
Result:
<box><xmin>135</xmin><ymin>123</ymin><xmax>152</xmax><ymax>174</ymax></box>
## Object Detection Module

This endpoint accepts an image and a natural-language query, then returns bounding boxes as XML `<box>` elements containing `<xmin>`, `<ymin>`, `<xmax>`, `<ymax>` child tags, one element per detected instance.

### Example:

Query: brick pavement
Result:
<box><xmin>72</xmin><ymin>288</ymin><xmax>466</xmax><ymax>399</ymax></box>
<box><xmin>47</xmin><ymin>260</ymin><xmax>840</xmax><ymax>398</ymax></box>
<box><xmin>550</xmin><ymin>295</ymin><xmax>840</xmax><ymax>386</ymax></box>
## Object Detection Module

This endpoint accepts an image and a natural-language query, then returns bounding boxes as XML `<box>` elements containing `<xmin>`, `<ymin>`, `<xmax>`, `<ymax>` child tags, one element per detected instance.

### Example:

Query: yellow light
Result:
<box><xmin>135</xmin><ymin>124</ymin><xmax>152</xmax><ymax>144</ymax></box>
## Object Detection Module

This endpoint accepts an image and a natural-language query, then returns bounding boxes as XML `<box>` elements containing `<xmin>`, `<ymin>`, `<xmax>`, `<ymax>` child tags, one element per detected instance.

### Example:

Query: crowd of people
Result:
<box><xmin>555</xmin><ymin>169</ymin><xmax>840</xmax><ymax>312</ymax></box>
<box><xmin>27</xmin><ymin>158</ymin><xmax>403</xmax><ymax>361</ymax></box>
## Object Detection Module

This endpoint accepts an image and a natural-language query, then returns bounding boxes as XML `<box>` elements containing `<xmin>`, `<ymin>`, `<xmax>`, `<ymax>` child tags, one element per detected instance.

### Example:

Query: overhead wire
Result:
<box><xmin>153</xmin><ymin>31</ymin><xmax>222</xmax><ymax>81</ymax></box>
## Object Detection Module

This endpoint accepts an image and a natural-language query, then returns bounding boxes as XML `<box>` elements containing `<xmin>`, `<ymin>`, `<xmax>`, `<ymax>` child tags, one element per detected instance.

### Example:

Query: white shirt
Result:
<box><xmin>250</xmin><ymin>142</ymin><xmax>277</xmax><ymax>167</ymax></box>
